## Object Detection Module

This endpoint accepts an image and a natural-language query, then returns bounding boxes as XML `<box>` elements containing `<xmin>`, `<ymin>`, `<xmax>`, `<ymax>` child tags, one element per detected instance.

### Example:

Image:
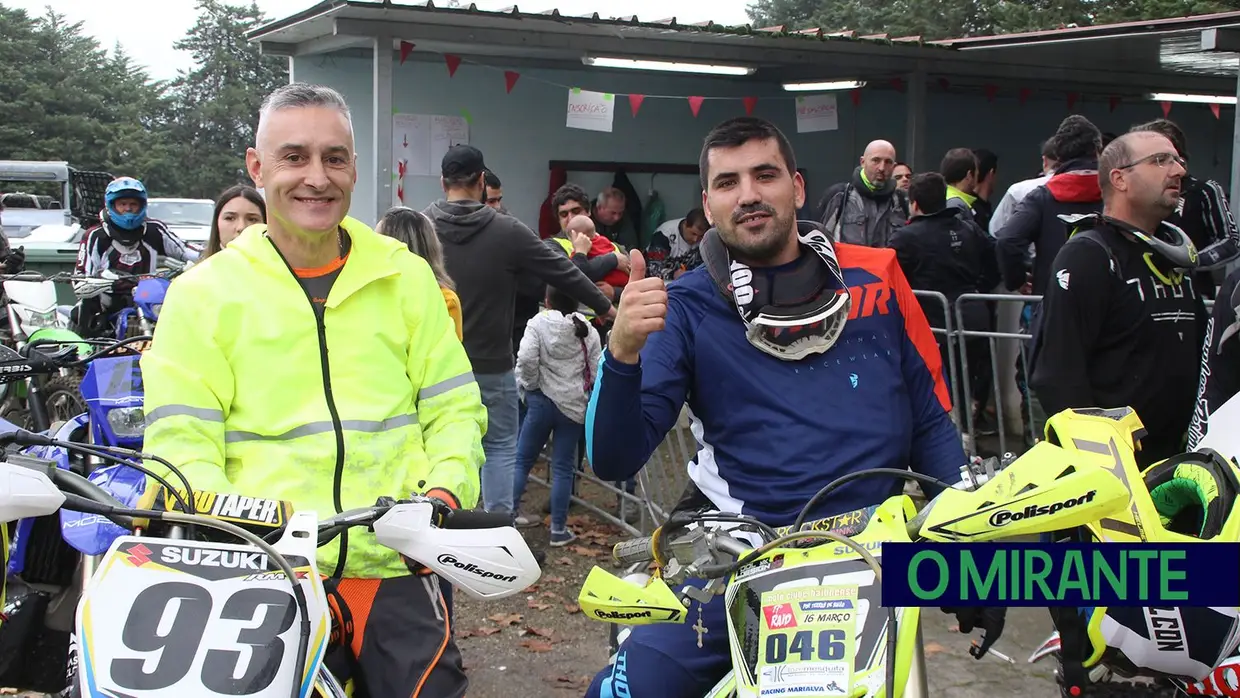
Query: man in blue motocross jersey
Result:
<box><xmin>584</xmin><ymin>117</ymin><xmax>979</xmax><ymax>697</ymax></box>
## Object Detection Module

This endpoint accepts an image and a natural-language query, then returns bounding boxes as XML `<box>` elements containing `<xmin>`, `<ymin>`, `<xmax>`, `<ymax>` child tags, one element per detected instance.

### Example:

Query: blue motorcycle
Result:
<box><xmin>0</xmin><ymin>335</ymin><xmax>151</xmax><ymax>694</ymax></box>
<box><xmin>68</xmin><ymin>258</ymin><xmax>185</xmax><ymax>343</ymax></box>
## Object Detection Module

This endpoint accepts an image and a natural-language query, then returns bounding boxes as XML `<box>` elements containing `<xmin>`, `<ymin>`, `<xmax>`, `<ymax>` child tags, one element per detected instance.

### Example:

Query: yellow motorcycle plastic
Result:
<box><xmin>579</xmin><ymin>425</ymin><xmax>1132</xmax><ymax>698</ymax></box>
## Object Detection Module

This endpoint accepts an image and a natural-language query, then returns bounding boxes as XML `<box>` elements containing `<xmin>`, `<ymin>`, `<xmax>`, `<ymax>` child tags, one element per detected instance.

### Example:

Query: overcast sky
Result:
<box><xmin>6</xmin><ymin>0</ymin><xmax>753</xmax><ymax>81</ymax></box>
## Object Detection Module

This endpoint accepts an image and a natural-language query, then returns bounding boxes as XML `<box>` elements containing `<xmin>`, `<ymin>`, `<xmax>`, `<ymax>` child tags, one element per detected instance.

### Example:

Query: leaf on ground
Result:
<box><xmin>567</xmin><ymin>515</ymin><xmax>594</xmax><ymax>528</ymax></box>
<box><xmin>488</xmin><ymin>612</ymin><xmax>523</xmax><ymax>626</ymax></box>
<box><xmin>556</xmin><ymin>556</ymin><xmax>574</xmax><ymax>566</ymax></box>
<box><xmin>563</xmin><ymin>602</ymin><xmax>581</xmax><ymax>614</ymax></box>
<box><xmin>569</xmin><ymin>545</ymin><xmax>603</xmax><ymax>557</ymax></box>
<box><xmin>458</xmin><ymin>628</ymin><xmax>476</xmax><ymax>638</ymax></box>
<box><xmin>519</xmin><ymin>638</ymin><xmax>554</xmax><ymax>652</ymax></box>
<box><xmin>540</xmin><ymin>590</ymin><xmax>562</xmax><ymax>600</ymax></box>
<box><xmin>543</xmin><ymin>575</ymin><xmax>565</xmax><ymax>584</ymax></box>
<box><xmin>527</xmin><ymin>599</ymin><xmax>553</xmax><ymax>610</ymax></box>
<box><xmin>924</xmin><ymin>641</ymin><xmax>947</xmax><ymax>656</ymax></box>
<box><xmin>547</xmin><ymin>674</ymin><xmax>592</xmax><ymax>690</ymax></box>
<box><xmin>474</xmin><ymin>626</ymin><xmax>502</xmax><ymax>636</ymax></box>
<box><xmin>522</xmin><ymin>584</ymin><xmax>540</xmax><ymax>593</ymax></box>
<box><xmin>522</xmin><ymin>626</ymin><xmax>556</xmax><ymax>639</ymax></box>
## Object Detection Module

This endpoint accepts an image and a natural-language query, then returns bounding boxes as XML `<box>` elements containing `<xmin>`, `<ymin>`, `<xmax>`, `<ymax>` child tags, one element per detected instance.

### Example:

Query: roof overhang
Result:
<box><xmin>931</xmin><ymin>11</ymin><xmax>1240</xmax><ymax>96</ymax></box>
<box><xmin>248</xmin><ymin>1</ymin><xmax>1240</xmax><ymax>94</ymax></box>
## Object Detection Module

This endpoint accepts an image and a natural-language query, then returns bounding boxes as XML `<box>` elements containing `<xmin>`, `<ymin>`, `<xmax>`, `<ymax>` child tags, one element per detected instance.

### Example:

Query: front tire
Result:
<box><xmin>42</xmin><ymin>375</ymin><xmax>85</xmax><ymax>426</ymax></box>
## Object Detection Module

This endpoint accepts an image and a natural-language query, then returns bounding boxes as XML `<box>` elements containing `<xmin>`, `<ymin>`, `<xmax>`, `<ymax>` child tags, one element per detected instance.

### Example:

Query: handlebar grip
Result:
<box><xmin>612</xmin><ymin>536</ymin><xmax>655</xmax><ymax>566</ymax></box>
<box><xmin>441</xmin><ymin>508</ymin><xmax>515</xmax><ymax>529</ymax></box>
<box><xmin>50</xmin><ymin>467</ymin><xmax>126</xmax><ymax>508</ymax></box>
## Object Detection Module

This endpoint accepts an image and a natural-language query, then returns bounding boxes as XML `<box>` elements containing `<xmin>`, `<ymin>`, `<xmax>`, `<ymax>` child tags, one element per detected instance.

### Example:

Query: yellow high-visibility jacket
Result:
<box><xmin>140</xmin><ymin>217</ymin><xmax>487</xmax><ymax>579</ymax></box>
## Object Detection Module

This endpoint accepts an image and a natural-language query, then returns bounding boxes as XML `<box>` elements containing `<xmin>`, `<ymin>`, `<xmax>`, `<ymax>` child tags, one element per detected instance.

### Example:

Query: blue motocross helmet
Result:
<box><xmin>104</xmin><ymin>177</ymin><xmax>148</xmax><ymax>244</ymax></box>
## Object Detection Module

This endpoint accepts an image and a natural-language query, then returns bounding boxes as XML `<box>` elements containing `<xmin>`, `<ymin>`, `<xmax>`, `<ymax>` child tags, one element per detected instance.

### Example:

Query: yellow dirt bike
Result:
<box><xmin>578</xmin><ymin>413</ymin><xmax>1136</xmax><ymax>698</ymax></box>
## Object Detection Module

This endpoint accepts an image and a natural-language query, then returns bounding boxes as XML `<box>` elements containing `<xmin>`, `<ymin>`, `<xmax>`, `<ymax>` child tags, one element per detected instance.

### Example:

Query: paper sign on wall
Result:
<box><xmin>566</xmin><ymin>88</ymin><xmax>615</xmax><ymax>133</ymax></box>
<box><xmin>391</xmin><ymin>112</ymin><xmax>471</xmax><ymax>206</ymax></box>
<box><xmin>795</xmin><ymin>94</ymin><xmax>839</xmax><ymax>133</ymax></box>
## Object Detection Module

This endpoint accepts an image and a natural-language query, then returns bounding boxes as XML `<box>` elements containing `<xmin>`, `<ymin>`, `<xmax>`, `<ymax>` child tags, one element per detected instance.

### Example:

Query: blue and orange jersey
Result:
<box><xmin>585</xmin><ymin>241</ymin><xmax>965</xmax><ymax>528</ymax></box>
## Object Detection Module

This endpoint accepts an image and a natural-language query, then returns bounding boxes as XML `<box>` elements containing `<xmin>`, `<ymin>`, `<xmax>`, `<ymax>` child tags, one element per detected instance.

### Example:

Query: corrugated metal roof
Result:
<box><xmin>929</xmin><ymin>9</ymin><xmax>1240</xmax><ymax>47</ymax></box>
<box><xmin>249</xmin><ymin>0</ymin><xmax>936</xmax><ymax>48</ymax></box>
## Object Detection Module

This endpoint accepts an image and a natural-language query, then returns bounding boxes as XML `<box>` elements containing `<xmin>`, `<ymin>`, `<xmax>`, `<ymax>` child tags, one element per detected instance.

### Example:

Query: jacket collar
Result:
<box><xmin>231</xmin><ymin>216</ymin><xmax>404</xmax><ymax>307</ymax></box>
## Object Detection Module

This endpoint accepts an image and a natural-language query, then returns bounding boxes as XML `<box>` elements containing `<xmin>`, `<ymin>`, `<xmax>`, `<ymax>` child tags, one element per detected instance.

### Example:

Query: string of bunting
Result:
<box><xmin>397</xmin><ymin>40</ymin><xmax>1229</xmax><ymax>121</ymax></box>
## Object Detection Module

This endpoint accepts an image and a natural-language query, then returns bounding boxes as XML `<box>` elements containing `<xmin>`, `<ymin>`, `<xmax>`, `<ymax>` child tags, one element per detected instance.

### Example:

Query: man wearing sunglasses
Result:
<box><xmin>1029</xmin><ymin>130</ymin><xmax>1207</xmax><ymax>467</ymax></box>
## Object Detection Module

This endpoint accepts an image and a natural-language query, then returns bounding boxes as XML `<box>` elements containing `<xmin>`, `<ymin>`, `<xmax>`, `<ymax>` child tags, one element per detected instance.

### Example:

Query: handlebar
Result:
<box><xmin>23</xmin><ymin>333</ymin><xmax>152</xmax><ymax>366</ymax></box>
<box><xmin>613</xmin><ymin>535</ymin><xmax>655</xmax><ymax>566</ymax></box>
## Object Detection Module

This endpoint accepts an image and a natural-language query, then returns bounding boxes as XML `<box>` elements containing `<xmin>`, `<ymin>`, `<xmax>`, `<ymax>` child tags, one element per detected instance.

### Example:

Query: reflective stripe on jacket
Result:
<box><xmin>140</xmin><ymin>217</ymin><xmax>487</xmax><ymax>579</ymax></box>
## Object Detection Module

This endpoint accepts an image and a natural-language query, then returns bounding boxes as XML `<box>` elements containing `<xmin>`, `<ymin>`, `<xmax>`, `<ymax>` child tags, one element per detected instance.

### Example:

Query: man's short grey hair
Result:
<box><xmin>598</xmin><ymin>186</ymin><xmax>625</xmax><ymax>205</ymax></box>
<box><xmin>257</xmin><ymin>82</ymin><xmax>354</xmax><ymax>143</ymax></box>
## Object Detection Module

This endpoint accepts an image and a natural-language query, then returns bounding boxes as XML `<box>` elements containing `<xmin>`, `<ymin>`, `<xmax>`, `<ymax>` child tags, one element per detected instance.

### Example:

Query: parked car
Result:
<box><xmin>147</xmin><ymin>198</ymin><xmax>213</xmax><ymax>247</ymax></box>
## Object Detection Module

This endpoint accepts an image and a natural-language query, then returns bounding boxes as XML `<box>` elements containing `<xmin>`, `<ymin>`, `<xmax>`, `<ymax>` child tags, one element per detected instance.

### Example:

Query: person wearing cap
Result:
<box><xmin>425</xmin><ymin>144</ymin><xmax>614</xmax><ymax>515</ymax></box>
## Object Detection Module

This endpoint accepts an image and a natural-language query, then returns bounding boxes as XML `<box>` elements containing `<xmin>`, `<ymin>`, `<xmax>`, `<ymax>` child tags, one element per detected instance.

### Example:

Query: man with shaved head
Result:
<box><xmin>1029</xmin><ymin>129</ymin><xmax>1206</xmax><ymax>471</ymax></box>
<box><xmin>141</xmin><ymin>82</ymin><xmax>488</xmax><ymax>697</ymax></box>
<box><xmin>816</xmin><ymin>138</ymin><xmax>909</xmax><ymax>247</ymax></box>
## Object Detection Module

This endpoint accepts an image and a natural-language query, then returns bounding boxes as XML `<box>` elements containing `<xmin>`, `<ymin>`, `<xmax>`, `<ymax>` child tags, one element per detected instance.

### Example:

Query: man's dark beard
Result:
<box><xmin>718</xmin><ymin>203</ymin><xmax>796</xmax><ymax>264</ymax></box>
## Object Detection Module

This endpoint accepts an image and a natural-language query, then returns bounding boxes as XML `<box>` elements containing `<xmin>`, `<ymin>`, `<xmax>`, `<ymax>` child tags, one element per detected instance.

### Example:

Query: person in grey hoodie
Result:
<box><xmin>424</xmin><ymin>145</ymin><xmax>614</xmax><ymax>515</ymax></box>
<box><xmin>512</xmin><ymin>286</ymin><xmax>602</xmax><ymax>545</ymax></box>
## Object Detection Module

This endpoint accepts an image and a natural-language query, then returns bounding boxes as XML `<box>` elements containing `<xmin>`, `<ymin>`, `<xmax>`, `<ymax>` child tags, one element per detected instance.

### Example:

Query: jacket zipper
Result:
<box><xmin>267</xmin><ymin>237</ymin><xmax>350</xmax><ymax>578</ymax></box>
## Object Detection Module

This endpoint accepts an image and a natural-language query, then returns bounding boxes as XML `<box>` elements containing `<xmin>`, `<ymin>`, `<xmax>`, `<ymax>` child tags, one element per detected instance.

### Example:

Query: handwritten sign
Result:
<box><xmin>566</xmin><ymin>88</ymin><xmax>615</xmax><ymax>133</ymax></box>
<box><xmin>391</xmin><ymin>112</ymin><xmax>471</xmax><ymax>207</ymax></box>
<box><xmin>795</xmin><ymin>94</ymin><xmax>839</xmax><ymax>133</ymax></box>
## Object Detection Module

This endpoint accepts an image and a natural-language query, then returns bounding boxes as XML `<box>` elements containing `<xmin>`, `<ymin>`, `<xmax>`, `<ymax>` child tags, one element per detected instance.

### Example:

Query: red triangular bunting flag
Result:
<box><xmin>984</xmin><ymin>84</ymin><xmax>998</xmax><ymax>102</ymax></box>
<box><xmin>504</xmin><ymin>71</ymin><xmax>520</xmax><ymax>93</ymax></box>
<box><xmin>628</xmin><ymin>94</ymin><xmax>645</xmax><ymax>117</ymax></box>
<box><xmin>444</xmin><ymin>54</ymin><xmax>462</xmax><ymax>77</ymax></box>
<box><xmin>399</xmin><ymin>41</ymin><xmax>415</xmax><ymax>64</ymax></box>
<box><xmin>850</xmin><ymin>89</ymin><xmax>861</xmax><ymax>106</ymax></box>
<box><xmin>1211</xmin><ymin>103</ymin><xmax>1222</xmax><ymax>119</ymax></box>
<box><xmin>397</xmin><ymin>182</ymin><xmax>404</xmax><ymax>203</ymax></box>
<box><xmin>1161</xmin><ymin>101</ymin><xmax>1173</xmax><ymax>117</ymax></box>
<box><xmin>1066</xmin><ymin>91</ymin><xmax>1080</xmax><ymax>111</ymax></box>
<box><xmin>937</xmin><ymin>78</ymin><xmax>950</xmax><ymax>91</ymax></box>
<box><xmin>1019</xmin><ymin>87</ymin><xmax>1032</xmax><ymax>105</ymax></box>
<box><xmin>743</xmin><ymin>96</ymin><xmax>758</xmax><ymax>115</ymax></box>
<box><xmin>688</xmin><ymin>96</ymin><xmax>705</xmax><ymax>117</ymax></box>
<box><xmin>1109</xmin><ymin>96</ymin><xmax>1121</xmax><ymax>112</ymax></box>
<box><xmin>890</xmin><ymin>77</ymin><xmax>906</xmax><ymax>93</ymax></box>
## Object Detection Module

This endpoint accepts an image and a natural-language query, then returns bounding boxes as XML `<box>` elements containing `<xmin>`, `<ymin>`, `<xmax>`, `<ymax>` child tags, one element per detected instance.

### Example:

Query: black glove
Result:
<box><xmin>3</xmin><ymin>247</ymin><xmax>25</xmax><ymax>274</ymax></box>
<box><xmin>111</xmin><ymin>277</ymin><xmax>137</xmax><ymax>296</ymax></box>
<box><xmin>942</xmin><ymin>606</ymin><xmax>1006</xmax><ymax>659</ymax></box>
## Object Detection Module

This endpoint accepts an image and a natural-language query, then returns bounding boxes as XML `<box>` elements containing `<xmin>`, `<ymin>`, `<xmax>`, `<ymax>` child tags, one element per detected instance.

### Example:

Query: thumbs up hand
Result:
<box><xmin>608</xmin><ymin>250</ymin><xmax>667</xmax><ymax>365</ymax></box>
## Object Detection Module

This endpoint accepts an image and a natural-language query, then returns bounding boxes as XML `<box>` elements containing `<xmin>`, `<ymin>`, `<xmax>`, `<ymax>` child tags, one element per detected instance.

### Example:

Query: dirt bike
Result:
<box><xmin>0</xmin><ymin>434</ymin><xmax>542</xmax><ymax>698</ymax></box>
<box><xmin>577</xmin><ymin>421</ymin><xmax>1137</xmax><ymax>698</ymax></box>
<box><xmin>0</xmin><ymin>271</ymin><xmax>92</xmax><ymax>429</ymax></box>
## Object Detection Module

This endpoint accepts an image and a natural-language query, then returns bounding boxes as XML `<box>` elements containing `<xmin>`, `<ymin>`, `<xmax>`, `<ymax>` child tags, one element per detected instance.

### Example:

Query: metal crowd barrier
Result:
<box><xmin>527</xmin><ymin>291</ymin><xmax>1219</xmax><ymax>533</ymax></box>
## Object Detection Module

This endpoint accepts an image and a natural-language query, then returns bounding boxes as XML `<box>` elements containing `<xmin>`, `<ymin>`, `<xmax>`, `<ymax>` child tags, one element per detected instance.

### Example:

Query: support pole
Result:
<box><xmin>904</xmin><ymin>63</ymin><xmax>927</xmax><ymax>172</ymax></box>
<box><xmin>372</xmin><ymin>33</ymin><xmax>394</xmax><ymax>227</ymax></box>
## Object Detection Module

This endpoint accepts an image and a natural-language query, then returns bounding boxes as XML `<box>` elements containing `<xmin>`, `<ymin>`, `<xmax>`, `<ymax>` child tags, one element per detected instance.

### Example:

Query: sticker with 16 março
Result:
<box><xmin>756</xmin><ymin>585</ymin><xmax>857</xmax><ymax>697</ymax></box>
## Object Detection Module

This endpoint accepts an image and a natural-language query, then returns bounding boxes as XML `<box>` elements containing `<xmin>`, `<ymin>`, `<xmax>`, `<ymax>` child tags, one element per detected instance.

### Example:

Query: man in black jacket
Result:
<box><xmin>424</xmin><ymin>145</ymin><xmax>614</xmax><ymax>514</ymax></box>
<box><xmin>995</xmin><ymin>115</ymin><xmax>1104</xmax><ymax>298</ymax></box>
<box><xmin>1188</xmin><ymin>265</ymin><xmax>1240</xmax><ymax>450</ymax></box>
<box><xmin>1029</xmin><ymin>131</ymin><xmax>1206</xmax><ymax>466</ymax></box>
<box><xmin>891</xmin><ymin>172</ymin><xmax>1000</xmax><ymax>422</ymax></box>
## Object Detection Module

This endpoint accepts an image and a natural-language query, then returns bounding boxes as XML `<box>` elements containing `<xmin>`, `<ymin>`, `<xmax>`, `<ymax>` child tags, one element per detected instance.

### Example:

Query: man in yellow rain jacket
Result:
<box><xmin>140</xmin><ymin>83</ymin><xmax>486</xmax><ymax>698</ymax></box>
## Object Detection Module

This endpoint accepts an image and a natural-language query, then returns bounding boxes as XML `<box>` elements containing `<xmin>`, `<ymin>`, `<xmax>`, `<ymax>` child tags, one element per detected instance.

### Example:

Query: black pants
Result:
<box><xmin>323</xmin><ymin>573</ymin><xmax>466</xmax><ymax>698</ymax></box>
